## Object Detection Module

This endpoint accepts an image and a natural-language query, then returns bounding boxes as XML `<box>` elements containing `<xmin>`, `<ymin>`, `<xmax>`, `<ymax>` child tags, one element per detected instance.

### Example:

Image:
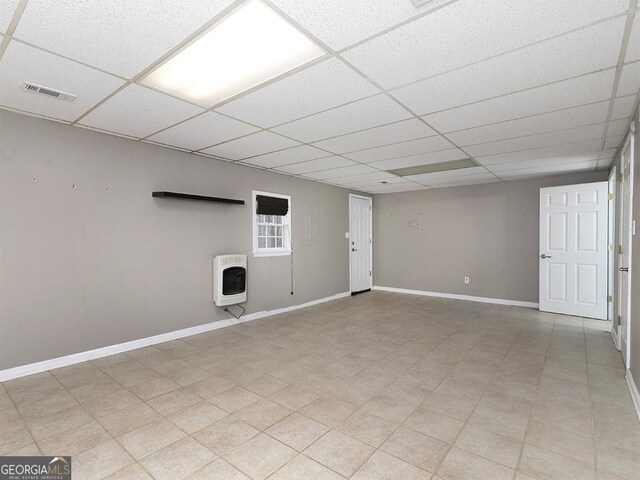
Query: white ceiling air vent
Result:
<box><xmin>22</xmin><ymin>82</ymin><xmax>77</xmax><ymax>102</ymax></box>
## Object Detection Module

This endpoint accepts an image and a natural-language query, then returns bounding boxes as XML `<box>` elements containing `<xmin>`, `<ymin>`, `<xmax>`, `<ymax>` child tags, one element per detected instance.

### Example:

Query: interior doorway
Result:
<box><xmin>349</xmin><ymin>194</ymin><xmax>372</xmax><ymax>294</ymax></box>
<box><xmin>618</xmin><ymin>133</ymin><xmax>634</xmax><ymax>367</ymax></box>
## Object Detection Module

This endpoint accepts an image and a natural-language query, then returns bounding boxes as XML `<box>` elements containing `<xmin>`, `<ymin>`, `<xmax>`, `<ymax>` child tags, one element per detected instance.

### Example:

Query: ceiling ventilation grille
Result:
<box><xmin>22</xmin><ymin>82</ymin><xmax>77</xmax><ymax>102</ymax></box>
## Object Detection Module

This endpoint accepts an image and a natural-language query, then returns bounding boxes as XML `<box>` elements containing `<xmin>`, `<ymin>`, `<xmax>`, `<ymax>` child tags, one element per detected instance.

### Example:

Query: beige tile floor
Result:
<box><xmin>1</xmin><ymin>291</ymin><xmax>639</xmax><ymax>479</ymax></box>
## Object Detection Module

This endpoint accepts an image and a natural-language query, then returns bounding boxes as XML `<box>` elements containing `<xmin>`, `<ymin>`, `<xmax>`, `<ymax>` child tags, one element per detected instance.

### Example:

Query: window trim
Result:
<box><xmin>252</xmin><ymin>190</ymin><xmax>292</xmax><ymax>257</ymax></box>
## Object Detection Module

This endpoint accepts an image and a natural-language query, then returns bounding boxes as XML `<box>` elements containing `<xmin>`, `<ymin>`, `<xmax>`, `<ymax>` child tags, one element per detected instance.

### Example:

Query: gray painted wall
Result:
<box><xmin>0</xmin><ymin>111</ymin><xmax>353</xmax><ymax>370</ymax></box>
<box><xmin>373</xmin><ymin>171</ymin><xmax>608</xmax><ymax>303</ymax></box>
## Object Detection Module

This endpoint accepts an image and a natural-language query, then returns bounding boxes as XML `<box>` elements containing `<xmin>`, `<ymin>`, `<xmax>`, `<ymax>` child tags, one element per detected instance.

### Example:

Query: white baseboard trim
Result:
<box><xmin>0</xmin><ymin>291</ymin><xmax>350</xmax><ymax>382</ymax></box>
<box><xmin>626</xmin><ymin>369</ymin><xmax>640</xmax><ymax>423</ymax></box>
<box><xmin>372</xmin><ymin>285</ymin><xmax>539</xmax><ymax>309</ymax></box>
<box><xmin>611</xmin><ymin>326</ymin><xmax>621</xmax><ymax>350</ymax></box>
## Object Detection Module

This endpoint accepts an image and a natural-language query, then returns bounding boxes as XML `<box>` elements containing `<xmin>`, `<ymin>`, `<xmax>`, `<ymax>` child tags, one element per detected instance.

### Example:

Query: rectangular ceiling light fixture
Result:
<box><xmin>141</xmin><ymin>0</ymin><xmax>326</xmax><ymax>107</ymax></box>
<box><xmin>388</xmin><ymin>158</ymin><xmax>477</xmax><ymax>176</ymax></box>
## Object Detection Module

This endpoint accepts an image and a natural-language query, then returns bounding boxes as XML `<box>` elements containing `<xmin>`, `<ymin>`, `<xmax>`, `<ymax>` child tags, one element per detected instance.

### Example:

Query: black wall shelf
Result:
<box><xmin>152</xmin><ymin>191</ymin><xmax>245</xmax><ymax>205</ymax></box>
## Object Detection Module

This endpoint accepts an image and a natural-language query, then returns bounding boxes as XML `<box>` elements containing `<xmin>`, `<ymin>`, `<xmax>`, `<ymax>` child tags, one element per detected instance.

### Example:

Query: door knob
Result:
<box><xmin>620</xmin><ymin>267</ymin><xmax>629</xmax><ymax>272</ymax></box>
<box><xmin>352</xmin><ymin>248</ymin><xmax>357</xmax><ymax>252</ymax></box>
<box><xmin>540</xmin><ymin>254</ymin><xmax>552</xmax><ymax>259</ymax></box>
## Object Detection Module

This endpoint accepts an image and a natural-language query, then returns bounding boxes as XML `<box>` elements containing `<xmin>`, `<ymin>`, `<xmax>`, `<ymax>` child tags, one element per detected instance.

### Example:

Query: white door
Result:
<box><xmin>350</xmin><ymin>195</ymin><xmax>372</xmax><ymax>293</ymax></box>
<box><xmin>608</xmin><ymin>168</ymin><xmax>617</xmax><ymax>341</ymax></box>
<box><xmin>619</xmin><ymin>134</ymin><xmax>634</xmax><ymax>366</ymax></box>
<box><xmin>539</xmin><ymin>182</ymin><xmax>608</xmax><ymax>319</ymax></box>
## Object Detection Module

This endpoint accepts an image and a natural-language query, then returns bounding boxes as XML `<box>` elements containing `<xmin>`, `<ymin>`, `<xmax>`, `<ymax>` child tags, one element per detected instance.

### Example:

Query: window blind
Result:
<box><xmin>256</xmin><ymin>195</ymin><xmax>289</xmax><ymax>216</ymax></box>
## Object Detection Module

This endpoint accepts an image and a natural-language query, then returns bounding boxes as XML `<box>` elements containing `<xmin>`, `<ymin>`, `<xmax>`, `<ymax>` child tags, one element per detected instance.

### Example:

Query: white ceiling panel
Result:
<box><xmin>607</xmin><ymin>118</ymin><xmax>631</xmax><ymax>137</ymax></box>
<box><xmin>146</xmin><ymin>112</ymin><xmax>259</xmax><ymax>151</ymax></box>
<box><xmin>272</xmin><ymin>94</ymin><xmax>411</xmax><ymax>143</ymax></box>
<box><xmin>487</xmin><ymin>152</ymin><xmax>600</xmax><ymax>172</ymax></box>
<box><xmin>240</xmin><ymin>145</ymin><xmax>329</xmax><ymax>168</ymax></box>
<box><xmin>343</xmin><ymin>0</ymin><xmax>627</xmax><ymax>89</ymax></box>
<box><xmin>447</xmin><ymin>102</ymin><xmax>609</xmax><ymax>147</ymax></box>
<box><xmin>405</xmin><ymin>166</ymin><xmax>488</xmax><ymax>183</ymax></box>
<box><xmin>0</xmin><ymin>0</ymin><xmax>18</xmax><ymax>33</ymax></box>
<box><xmin>363</xmin><ymin>184</ymin><xmax>428</xmax><ymax>194</ymax></box>
<box><xmin>216</xmin><ymin>58</ymin><xmax>378</xmax><ymax>127</ymax></box>
<box><xmin>274</xmin><ymin>156</ymin><xmax>357</xmax><ymax>174</ymax></box>
<box><xmin>301</xmin><ymin>164</ymin><xmax>380</xmax><ymax>180</ymax></box>
<box><xmin>611</xmin><ymin>95</ymin><xmax>637</xmax><ymax>120</ymax></box>
<box><xmin>600</xmin><ymin>148</ymin><xmax>617</xmax><ymax>160</ymax></box>
<box><xmin>346</xmin><ymin>135</ymin><xmax>455</xmax><ymax>163</ymax></box>
<box><xmin>13</xmin><ymin>0</ymin><xmax>233</xmax><ymax>78</ymax></box>
<box><xmin>330</xmin><ymin>171</ymin><xmax>397</xmax><ymax>185</ymax></box>
<box><xmin>312</xmin><ymin>119</ymin><xmax>436</xmax><ymax>154</ymax></box>
<box><xmin>424</xmin><ymin>174</ymin><xmax>500</xmax><ymax>188</ymax></box>
<box><xmin>0</xmin><ymin>41</ymin><xmax>125</xmax><ymax>122</ymax></box>
<box><xmin>625</xmin><ymin>13</ymin><xmax>640</xmax><ymax>64</ymax></box>
<box><xmin>343</xmin><ymin>176</ymin><xmax>414</xmax><ymax>188</ymax></box>
<box><xmin>422</xmin><ymin>69</ymin><xmax>615</xmax><ymax>133</ymax></box>
<box><xmin>604</xmin><ymin>135</ymin><xmax>624</xmax><ymax>149</ymax></box>
<box><xmin>269</xmin><ymin>0</ymin><xmax>452</xmax><ymax>51</ymax></box>
<box><xmin>495</xmin><ymin>160</ymin><xmax>597</xmax><ymax>178</ymax></box>
<box><xmin>391</xmin><ymin>18</ymin><xmax>623</xmax><ymax>115</ymax></box>
<box><xmin>464</xmin><ymin>123</ymin><xmax>605</xmax><ymax>157</ymax></box>
<box><xmin>80</xmin><ymin>84</ymin><xmax>203</xmax><ymax>138</ymax></box>
<box><xmin>370</xmin><ymin>148</ymin><xmax>468</xmax><ymax>171</ymax></box>
<box><xmin>476</xmin><ymin>139</ymin><xmax>604</xmax><ymax>166</ymax></box>
<box><xmin>200</xmin><ymin>131</ymin><xmax>300</xmax><ymax>160</ymax></box>
<box><xmin>617</xmin><ymin>61</ymin><xmax>640</xmax><ymax>96</ymax></box>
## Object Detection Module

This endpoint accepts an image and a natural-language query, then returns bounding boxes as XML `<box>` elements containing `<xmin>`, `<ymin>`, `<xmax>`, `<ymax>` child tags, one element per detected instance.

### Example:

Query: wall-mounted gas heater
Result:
<box><xmin>213</xmin><ymin>254</ymin><xmax>247</xmax><ymax>307</ymax></box>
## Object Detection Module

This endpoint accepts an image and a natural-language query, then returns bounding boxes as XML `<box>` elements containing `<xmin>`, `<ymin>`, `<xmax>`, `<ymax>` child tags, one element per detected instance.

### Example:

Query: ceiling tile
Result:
<box><xmin>200</xmin><ymin>131</ymin><xmax>300</xmax><ymax>160</ymax></box>
<box><xmin>343</xmin><ymin>0</ymin><xmax>627</xmax><ymax>89</ymax></box>
<box><xmin>475</xmin><ymin>139</ymin><xmax>604</xmax><ymax>165</ymax></box>
<box><xmin>422</xmin><ymin>69</ymin><xmax>615</xmax><ymax>133</ymax></box>
<box><xmin>345</xmin><ymin>135</ymin><xmax>455</xmax><ymax>163</ymax></box>
<box><xmin>486</xmin><ymin>152</ymin><xmax>600</xmax><ymax>172</ymax></box>
<box><xmin>80</xmin><ymin>84</ymin><xmax>204</xmax><ymax>138</ymax></box>
<box><xmin>447</xmin><ymin>102</ymin><xmax>609</xmax><ymax>147</ymax></box>
<box><xmin>146</xmin><ymin>112</ymin><xmax>259</xmax><ymax>151</ymax></box>
<box><xmin>301</xmin><ymin>164</ymin><xmax>380</xmax><ymax>180</ymax></box>
<box><xmin>617</xmin><ymin>61</ymin><xmax>640</xmax><ymax>96</ymax></box>
<box><xmin>364</xmin><ymin>184</ymin><xmax>429</xmax><ymax>194</ymax></box>
<box><xmin>312</xmin><ymin>118</ymin><xmax>436</xmax><ymax>154</ymax></box>
<box><xmin>370</xmin><ymin>148</ymin><xmax>468</xmax><ymax>171</ymax></box>
<box><xmin>0</xmin><ymin>0</ymin><xmax>18</xmax><ymax>33</ymax></box>
<box><xmin>273</xmin><ymin>156</ymin><xmax>356</xmax><ymax>174</ymax></box>
<box><xmin>495</xmin><ymin>160</ymin><xmax>597</xmax><ymax>178</ymax></box>
<box><xmin>239</xmin><ymin>145</ymin><xmax>329</xmax><ymax>168</ymax></box>
<box><xmin>269</xmin><ymin>0</ymin><xmax>452</xmax><ymax>50</ymax></box>
<box><xmin>464</xmin><ymin>123</ymin><xmax>605</xmax><ymax>157</ymax></box>
<box><xmin>405</xmin><ymin>166</ymin><xmax>488</xmax><ymax>183</ymax></box>
<box><xmin>607</xmin><ymin>118</ymin><xmax>630</xmax><ymax>137</ymax></box>
<box><xmin>342</xmin><ymin>176</ymin><xmax>413</xmax><ymax>188</ymax></box>
<box><xmin>272</xmin><ymin>94</ymin><xmax>411</xmax><ymax>143</ymax></box>
<box><xmin>216</xmin><ymin>58</ymin><xmax>378</xmax><ymax>127</ymax></box>
<box><xmin>625</xmin><ymin>13</ymin><xmax>640</xmax><ymax>63</ymax></box>
<box><xmin>392</xmin><ymin>18</ymin><xmax>623</xmax><ymax>115</ymax></box>
<box><xmin>611</xmin><ymin>95</ymin><xmax>637</xmax><ymax>120</ymax></box>
<box><xmin>330</xmin><ymin>171</ymin><xmax>397</xmax><ymax>184</ymax></box>
<box><xmin>604</xmin><ymin>135</ymin><xmax>624</xmax><ymax>149</ymax></box>
<box><xmin>13</xmin><ymin>0</ymin><xmax>233</xmax><ymax>77</ymax></box>
<box><xmin>0</xmin><ymin>41</ymin><xmax>125</xmax><ymax>122</ymax></box>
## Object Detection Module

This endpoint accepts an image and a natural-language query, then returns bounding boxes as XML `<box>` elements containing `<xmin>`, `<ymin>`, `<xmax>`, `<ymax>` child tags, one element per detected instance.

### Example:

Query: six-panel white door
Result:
<box><xmin>539</xmin><ymin>182</ymin><xmax>608</xmax><ymax>319</ymax></box>
<box><xmin>350</xmin><ymin>195</ymin><xmax>372</xmax><ymax>293</ymax></box>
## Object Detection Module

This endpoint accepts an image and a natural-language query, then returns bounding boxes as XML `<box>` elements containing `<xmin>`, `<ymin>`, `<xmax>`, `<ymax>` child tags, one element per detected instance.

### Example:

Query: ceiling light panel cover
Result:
<box><xmin>141</xmin><ymin>0</ymin><xmax>326</xmax><ymax>107</ymax></box>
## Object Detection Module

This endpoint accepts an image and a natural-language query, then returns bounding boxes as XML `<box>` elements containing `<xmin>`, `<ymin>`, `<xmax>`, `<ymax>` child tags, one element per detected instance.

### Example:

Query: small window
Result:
<box><xmin>253</xmin><ymin>191</ymin><xmax>291</xmax><ymax>257</ymax></box>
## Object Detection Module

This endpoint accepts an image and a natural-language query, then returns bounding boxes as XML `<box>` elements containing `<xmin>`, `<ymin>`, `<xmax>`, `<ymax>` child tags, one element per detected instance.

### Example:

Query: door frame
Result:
<box><xmin>349</xmin><ymin>194</ymin><xmax>373</xmax><ymax>293</ymax></box>
<box><xmin>608</xmin><ymin>166</ymin><xmax>618</xmax><ymax>346</ymax></box>
<box><xmin>619</xmin><ymin>131</ymin><xmax>635</xmax><ymax>368</ymax></box>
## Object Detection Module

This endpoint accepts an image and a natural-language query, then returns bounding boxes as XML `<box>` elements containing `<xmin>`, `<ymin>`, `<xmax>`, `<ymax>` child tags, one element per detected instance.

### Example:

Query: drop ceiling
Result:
<box><xmin>0</xmin><ymin>0</ymin><xmax>638</xmax><ymax>195</ymax></box>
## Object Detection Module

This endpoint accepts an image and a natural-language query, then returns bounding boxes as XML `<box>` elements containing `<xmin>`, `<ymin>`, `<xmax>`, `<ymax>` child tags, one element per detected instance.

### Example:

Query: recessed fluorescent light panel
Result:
<box><xmin>388</xmin><ymin>158</ymin><xmax>477</xmax><ymax>176</ymax></box>
<box><xmin>141</xmin><ymin>0</ymin><xmax>326</xmax><ymax>107</ymax></box>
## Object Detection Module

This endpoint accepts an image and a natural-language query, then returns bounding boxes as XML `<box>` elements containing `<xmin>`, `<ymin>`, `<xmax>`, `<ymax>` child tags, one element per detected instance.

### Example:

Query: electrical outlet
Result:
<box><xmin>464</xmin><ymin>277</ymin><xmax>470</xmax><ymax>284</ymax></box>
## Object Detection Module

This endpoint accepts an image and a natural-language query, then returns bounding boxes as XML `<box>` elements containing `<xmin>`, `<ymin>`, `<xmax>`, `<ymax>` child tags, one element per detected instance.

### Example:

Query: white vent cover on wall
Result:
<box><xmin>22</xmin><ymin>82</ymin><xmax>77</xmax><ymax>102</ymax></box>
<box><xmin>213</xmin><ymin>254</ymin><xmax>247</xmax><ymax>306</ymax></box>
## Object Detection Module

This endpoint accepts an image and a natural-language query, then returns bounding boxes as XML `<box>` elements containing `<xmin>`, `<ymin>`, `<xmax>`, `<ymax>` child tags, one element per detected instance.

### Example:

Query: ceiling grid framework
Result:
<box><xmin>0</xmin><ymin>0</ymin><xmax>638</xmax><ymax>193</ymax></box>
